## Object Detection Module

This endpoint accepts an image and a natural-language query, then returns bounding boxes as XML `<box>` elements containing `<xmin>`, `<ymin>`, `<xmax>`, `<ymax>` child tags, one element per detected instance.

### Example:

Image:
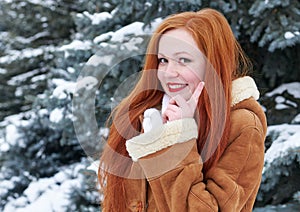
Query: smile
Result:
<box><xmin>167</xmin><ymin>83</ymin><xmax>188</xmax><ymax>92</ymax></box>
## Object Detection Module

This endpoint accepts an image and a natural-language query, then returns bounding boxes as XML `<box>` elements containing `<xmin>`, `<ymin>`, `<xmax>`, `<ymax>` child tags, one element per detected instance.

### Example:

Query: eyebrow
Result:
<box><xmin>157</xmin><ymin>51</ymin><xmax>193</xmax><ymax>57</ymax></box>
<box><xmin>174</xmin><ymin>51</ymin><xmax>193</xmax><ymax>56</ymax></box>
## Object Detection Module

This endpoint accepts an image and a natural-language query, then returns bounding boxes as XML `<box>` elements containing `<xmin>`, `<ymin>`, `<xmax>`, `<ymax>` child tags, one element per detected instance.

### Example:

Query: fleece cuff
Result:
<box><xmin>125</xmin><ymin>118</ymin><xmax>198</xmax><ymax>161</ymax></box>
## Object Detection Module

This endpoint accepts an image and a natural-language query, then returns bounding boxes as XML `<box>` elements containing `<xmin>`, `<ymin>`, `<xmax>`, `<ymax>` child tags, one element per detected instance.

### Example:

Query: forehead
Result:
<box><xmin>158</xmin><ymin>28</ymin><xmax>200</xmax><ymax>56</ymax></box>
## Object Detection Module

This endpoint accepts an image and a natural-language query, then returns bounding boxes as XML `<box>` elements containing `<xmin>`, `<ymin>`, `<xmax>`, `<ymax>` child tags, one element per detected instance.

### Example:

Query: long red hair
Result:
<box><xmin>98</xmin><ymin>8</ymin><xmax>250</xmax><ymax>211</ymax></box>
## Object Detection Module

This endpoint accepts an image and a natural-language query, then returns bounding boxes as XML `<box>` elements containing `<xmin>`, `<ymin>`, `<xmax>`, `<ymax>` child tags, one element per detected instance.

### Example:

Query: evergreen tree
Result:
<box><xmin>246</xmin><ymin>0</ymin><xmax>300</xmax><ymax>89</ymax></box>
<box><xmin>0</xmin><ymin>0</ymin><xmax>299</xmax><ymax>211</ymax></box>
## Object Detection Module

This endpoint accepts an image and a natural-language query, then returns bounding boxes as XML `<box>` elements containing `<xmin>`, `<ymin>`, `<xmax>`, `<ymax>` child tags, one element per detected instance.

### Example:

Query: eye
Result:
<box><xmin>158</xmin><ymin>57</ymin><xmax>168</xmax><ymax>64</ymax></box>
<box><xmin>178</xmin><ymin>57</ymin><xmax>192</xmax><ymax>65</ymax></box>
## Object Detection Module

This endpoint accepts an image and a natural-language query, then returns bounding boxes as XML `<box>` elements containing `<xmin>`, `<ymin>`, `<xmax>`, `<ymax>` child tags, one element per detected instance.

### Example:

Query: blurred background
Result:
<box><xmin>0</xmin><ymin>0</ymin><xmax>299</xmax><ymax>211</ymax></box>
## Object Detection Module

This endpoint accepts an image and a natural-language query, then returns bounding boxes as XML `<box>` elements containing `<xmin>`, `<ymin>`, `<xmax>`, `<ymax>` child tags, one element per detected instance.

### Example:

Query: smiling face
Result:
<box><xmin>157</xmin><ymin>28</ymin><xmax>206</xmax><ymax>100</ymax></box>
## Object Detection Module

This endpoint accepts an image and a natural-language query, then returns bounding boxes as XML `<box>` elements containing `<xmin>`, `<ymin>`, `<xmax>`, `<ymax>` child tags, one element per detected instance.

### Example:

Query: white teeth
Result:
<box><xmin>168</xmin><ymin>84</ymin><xmax>185</xmax><ymax>89</ymax></box>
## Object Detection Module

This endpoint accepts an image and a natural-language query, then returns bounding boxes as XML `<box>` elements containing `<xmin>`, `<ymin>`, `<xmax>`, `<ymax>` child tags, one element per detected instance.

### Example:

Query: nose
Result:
<box><xmin>164</xmin><ymin>60</ymin><xmax>179</xmax><ymax>77</ymax></box>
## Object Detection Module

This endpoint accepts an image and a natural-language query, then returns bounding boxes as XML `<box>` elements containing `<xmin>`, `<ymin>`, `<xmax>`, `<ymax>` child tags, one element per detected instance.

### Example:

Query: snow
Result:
<box><xmin>87</xmin><ymin>160</ymin><xmax>100</xmax><ymax>173</ymax></box>
<box><xmin>59</xmin><ymin>40</ymin><xmax>92</xmax><ymax>58</ymax></box>
<box><xmin>0</xmin><ymin>67</ymin><xmax>7</xmax><ymax>74</ymax></box>
<box><xmin>264</xmin><ymin>124</ymin><xmax>300</xmax><ymax>167</ymax></box>
<box><xmin>110</xmin><ymin>22</ymin><xmax>145</xmax><ymax>42</ymax></box>
<box><xmin>82</xmin><ymin>11</ymin><xmax>112</xmax><ymax>25</ymax></box>
<box><xmin>75</xmin><ymin>76</ymin><xmax>98</xmax><ymax>91</ymax></box>
<box><xmin>99</xmin><ymin>127</ymin><xmax>109</xmax><ymax>138</ymax></box>
<box><xmin>284</xmin><ymin>32</ymin><xmax>295</xmax><ymax>39</ymax></box>
<box><xmin>93</xmin><ymin>18</ymin><xmax>162</xmax><ymax>43</ymax></box>
<box><xmin>93</xmin><ymin>31</ymin><xmax>114</xmax><ymax>43</ymax></box>
<box><xmin>122</xmin><ymin>37</ymin><xmax>144</xmax><ymax>51</ymax></box>
<box><xmin>0</xmin><ymin>136</ymin><xmax>9</xmax><ymax>152</ymax></box>
<box><xmin>7</xmin><ymin>69</ymin><xmax>41</xmax><ymax>86</ymax></box>
<box><xmin>5</xmin><ymin>124</ymin><xmax>21</xmax><ymax>146</ymax></box>
<box><xmin>291</xmin><ymin>114</ymin><xmax>300</xmax><ymax>124</ymax></box>
<box><xmin>0</xmin><ymin>48</ymin><xmax>43</xmax><ymax>64</ymax></box>
<box><xmin>0</xmin><ymin>180</ymin><xmax>15</xmax><ymax>196</ymax></box>
<box><xmin>273</xmin><ymin>95</ymin><xmax>297</xmax><ymax>110</ymax></box>
<box><xmin>27</xmin><ymin>0</ymin><xmax>56</xmax><ymax>7</ymax></box>
<box><xmin>275</xmin><ymin>103</ymin><xmax>289</xmax><ymax>110</ymax></box>
<box><xmin>51</xmin><ymin>78</ymin><xmax>76</xmax><ymax>99</ymax></box>
<box><xmin>275</xmin><ymin>96</ymin><xmax>285</xmax><ymax>104</ymax></box>
<box><xmin>59</xmin><ymin>40</ymin><xmax>91</xmax><ymax>51</ymax></box>
<box><xmin>15</xmin><ymin>32</ymin><xmax>50</xmax><ymax>44</ymax></box>
<box><xmin>24</xmin><ymin>178</ymin><xmax>55</xmax><ymax>203</ymax></box>
<box><xmin>3</xmin><ymin>163</ymin><xmax>87</xmax><ymax>212</ymax></box>
<box><xmin>67</xmin><ymin>67</ymin><xmax>76</xmax><ymax>73</ymax></box>
<box><xmin>0</xmin><ymin>112</ymin><xmax>32</xmax><ymax>151</ymax></box>
<box><xmin>31</xmin><ymin>74</ymin><xmax>47</xmax><ymax>83</ymax></box>
<box><xmin>87</xmin><ymin>54</ymin><xmax>113</xmax><ymax>66</ymax></box>
<box><xmin>265</xmin><ymin>82</ymin><xmax>300</xmax><ymax>98</ymax></box>
<box><xmin>49</xmin><ymin>108</ymin><xmax>64</xmax><ymax>123</ymax></box>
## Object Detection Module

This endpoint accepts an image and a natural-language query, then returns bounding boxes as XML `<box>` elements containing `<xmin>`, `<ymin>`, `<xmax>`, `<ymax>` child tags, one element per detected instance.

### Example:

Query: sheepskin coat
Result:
<box><xmin>118</xmin><ymin>76</ymin><xmax>267</xmax><ymax>211</ymax></box>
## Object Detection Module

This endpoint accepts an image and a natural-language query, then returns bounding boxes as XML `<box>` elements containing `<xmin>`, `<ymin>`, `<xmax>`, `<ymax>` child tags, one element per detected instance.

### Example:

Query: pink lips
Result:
<box><xmin>167</xmin><ymin>83</ymin><xmax>188</xmax><ymax>92</ymax></box>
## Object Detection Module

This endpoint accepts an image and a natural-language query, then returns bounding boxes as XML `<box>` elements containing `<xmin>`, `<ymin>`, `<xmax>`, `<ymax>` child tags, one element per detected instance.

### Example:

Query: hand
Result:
<box><xmin>143</xmin><ymin>108</ymin><xmax>163</xmax><ymax>133</ymax></box>
<box><xmin>162</xmin><ymin>82</ymin><xmax>204</xmax><ymax>122</ymax></box>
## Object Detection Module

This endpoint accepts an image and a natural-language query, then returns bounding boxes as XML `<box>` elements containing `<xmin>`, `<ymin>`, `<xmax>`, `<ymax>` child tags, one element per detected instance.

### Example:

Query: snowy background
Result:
<box><xmin>0</xmin><ymin>0</ymin><xmax>299</xmax><ymax>211</ymax></box>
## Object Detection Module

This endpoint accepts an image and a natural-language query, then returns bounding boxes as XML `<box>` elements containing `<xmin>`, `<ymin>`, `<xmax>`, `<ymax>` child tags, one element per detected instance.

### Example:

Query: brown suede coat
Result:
<box><xmin>106</xmin><ymin>77</ymin><xmax>267</xmax><ymax>211</ymax></box>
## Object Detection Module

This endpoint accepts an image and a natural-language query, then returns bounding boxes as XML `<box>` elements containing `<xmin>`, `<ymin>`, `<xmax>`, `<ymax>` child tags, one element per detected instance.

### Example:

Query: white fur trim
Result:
<box><xmin>161</xmin><ymin>94</ymin><xmax>170</xmax><ymax>115</ymax></box>
<box><xmin>126</xmin><ymin>118</ymin><xmax>198</xmax><ymax>161</ymax></box>
<box><xmin>231</xmin><ymin>76</ymin><xmax>260</xmax><ymax>106</ymax></box>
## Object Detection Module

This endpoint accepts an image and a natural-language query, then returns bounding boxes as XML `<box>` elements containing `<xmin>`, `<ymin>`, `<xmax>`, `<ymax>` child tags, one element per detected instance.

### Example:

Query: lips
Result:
<box><xmin>167</xmin><ymin>83</ymin><xmax>188</xmax><ymax>92</ymax></box>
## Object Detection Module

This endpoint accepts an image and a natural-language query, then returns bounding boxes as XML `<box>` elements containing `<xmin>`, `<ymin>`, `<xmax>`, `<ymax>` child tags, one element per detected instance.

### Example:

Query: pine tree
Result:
<box><xmin>242</xmin><ymin>0</ymin><xmax>300</xmax><ymax>89</ymax></box>
<box><xmin>0</xmin><ymin>0</ymin><xmax>299</xmax><ymax>210</ymax></box>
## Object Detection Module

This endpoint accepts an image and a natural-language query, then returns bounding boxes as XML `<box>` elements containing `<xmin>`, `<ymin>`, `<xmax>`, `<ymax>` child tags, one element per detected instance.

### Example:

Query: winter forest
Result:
<box><xmin>0</xmin><ymin>0</ymin><xmax>299</xmax><ymax>211</ymax></box>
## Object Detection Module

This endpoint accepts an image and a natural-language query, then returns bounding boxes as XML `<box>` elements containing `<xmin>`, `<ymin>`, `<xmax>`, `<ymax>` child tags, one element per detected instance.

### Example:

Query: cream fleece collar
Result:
<box><xmin>231</xmin><ymin>76</ymin><xmax>259</xmax><ymax>107</ymax></box>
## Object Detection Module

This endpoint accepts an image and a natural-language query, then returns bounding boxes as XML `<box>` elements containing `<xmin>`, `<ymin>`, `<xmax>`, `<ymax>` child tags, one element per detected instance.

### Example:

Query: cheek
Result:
<box><xmin>157</xmin><ymin>71</ymin><xmax>165</xmax><ymax>86</ymax></box>
<box><xmin>182</xmin><ymin>70</ymin><xmax>201</xmax><ymax>86</ymax></box>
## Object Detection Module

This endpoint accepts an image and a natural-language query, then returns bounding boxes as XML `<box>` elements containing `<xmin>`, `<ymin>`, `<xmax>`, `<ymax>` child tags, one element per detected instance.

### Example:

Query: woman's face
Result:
<box><xmin>157</xmin><ymin>28</ymin><xmax>206</xmax><ymax>101</ymax></box>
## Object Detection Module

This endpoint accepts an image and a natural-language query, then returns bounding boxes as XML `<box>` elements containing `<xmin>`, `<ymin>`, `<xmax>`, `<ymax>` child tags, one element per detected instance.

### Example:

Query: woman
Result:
<box><xmin>98</xmin><ymin>8</ymin><xmax>267</xmax><ymax>211</ymax></box>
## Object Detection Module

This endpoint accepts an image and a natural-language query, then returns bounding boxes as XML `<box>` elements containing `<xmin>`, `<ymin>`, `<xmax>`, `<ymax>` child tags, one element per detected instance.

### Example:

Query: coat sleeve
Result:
<box><xmin>126</xmin><ymin>116</ymin><xmax>266</xmax><ymax>211</ymax></box>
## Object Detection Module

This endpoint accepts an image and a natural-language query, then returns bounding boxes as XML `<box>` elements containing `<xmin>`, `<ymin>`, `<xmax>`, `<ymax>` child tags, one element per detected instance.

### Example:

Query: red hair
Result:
<box><xmin>98</xmin><ymin>8</ymin><xmax>250</xmax><ymax>211</ymax></box>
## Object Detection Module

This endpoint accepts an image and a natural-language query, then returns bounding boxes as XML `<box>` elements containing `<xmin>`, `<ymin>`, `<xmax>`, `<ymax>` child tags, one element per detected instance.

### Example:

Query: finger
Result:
<box><xmin>172</xmin><ymin>95</ymin><xmax>189</xmax><ymax>109</ymax></box>
<box><xmin>168</xmin><ymin>98</ymin><xmax>177</xmax><ymax>105</ymax></box>
<box><xmin>162</xmin><ymin>112</ymin><xmax>168</xmax><ymax>123</ymax></box>
<box><xmin>188</xmin><ymin>81</ymin><xmax>205</xmax><ymax>106</ymax></box>
<box><xmin>162</xmin><ymin>105</ymin><xmax>179</xmax><ymax>122</ymax></box>
<box><xmin>162</xmin><ymin>109</ymin><xmax>175</xmax><ymax>122</ymax></box>
<box><xmin>166</xmin><ymin>104</ymin><xmax>179</xmax><ymax>112</ymax></box>
<box><xmin>163</xmin><ymin>109</ymin><xmax>182</xmax><ymax>122</ymax></box>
